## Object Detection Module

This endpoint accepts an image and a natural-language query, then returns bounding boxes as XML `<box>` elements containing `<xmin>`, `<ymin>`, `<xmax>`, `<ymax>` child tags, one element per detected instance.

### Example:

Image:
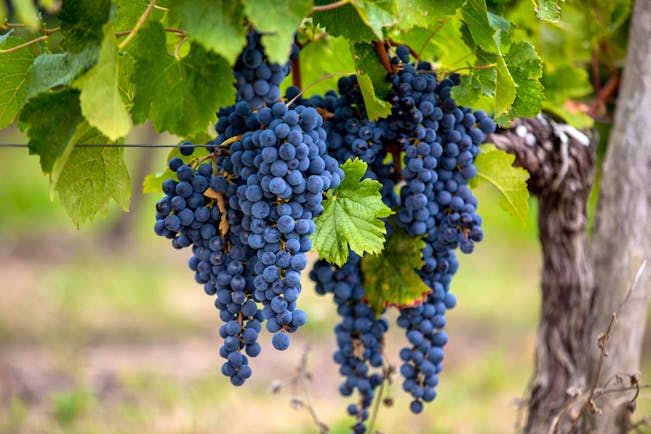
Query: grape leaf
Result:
<box><xmin>244</xmin><ymin>0</ymin><xmax>313</xmax><ymax>64</ymax></box>
<box><xmin>541</xmin><ymin>65</ymin><xmax>592</xmax><ymax>129</ymax></box>
<box><xmin>129</xmin><ymin>22</ymin><xmax>233</xmax><ymax>137</ymax></box>
<box><xmin>351</xmin><ymin>41</ymin><xmax>391</xmax><ymax>98</ymax></box>
<box><xmin>74</xmin><ymin>24</ymin><xmax>132</xmax><ymax>141</ymax></box>
<box><xmin>113</xmin><ymin>0</ymin><xmax>169</xmax><ymax>30</ymax></box>
<box><xmin>19</xmin><ymin>89</ymin><xmax>84</xmax><ymax>173</ymax></box>
<box><xmin>350</xmin><ymin>0</ymin><xmax>395</xmax><ymax>38</ymax></box>
<box><xmin>534</xmin><ymin>0</ymin><xmax>561</xmax><ymax>23</ymax></box>
<box><xmin>351</xmin><ymin>41</ymin><xmax>392</xmax><ymax>120</ymax></box>
<box><xmin>494</xmin><ymin>55</ymin><xmax>517</xmax><ymax>116</ymax></box>
<box><xmin>313</xmin><ymin>1</ymin><xmax>376</xmax><ymax>43</ymax></box>
<box><xmin>0</xmin><ymin>3</ymin><xmax>6</xmax><ymax>23</ymax></box>
<box><xmin>0</xmin><ymin>36</ymin><xmax>35</xmax><ymax>129</ymax></box>
<box><xmin>357</xmin><ymin>74</ymin><xmax>392</xmax><ymax>121</ymax></box>
<box><xmin>312</xmin><ymin>158</ymin><xmax>393</xmax><ymax>266</ymax></box>
<box><xmin>38</xmin><ymin>0</ymin><xmax>59</xmax><ymax>11</ymax></box>
<box><xmin>13</xmin><ymin>0</ymin><xmax>40</xmax><ymax>30</ymax></box>
<box><xmin>299</xmin><ymin>36</ymin><xmax>355</xmax><ymax>97</ymax></box>
<box><xmin>24</xmin><ymin>47</ymin><xmax>99</xmax><ymax>102</ymax></box>
<box><xmin>461</xmin><ymin>0</ymin><xmax>497</xmax><ymax>54</ymax></box>
<box><xmin>142</xmin><ymin>146</ymin><xmax>209</xmax><ymax>194</ymax></box>
<box><xmin>495</xmin><ymin>41</ymin><xmax>543</xmax><ymax>125</ymax></box>
<box><xmin>471</xmin><ymin>144</ymin><xmax>530</xmax><ymax>227</ymax></box>
<box><xmin>55</xmin><ymin>141</ymin><xmax>131</xmax><ymax>227</ymax></box>
<box><xmin>58</xmin><ymin>0</ymin><xmax>111</xmax><ymax>52</ymax></box>
<box><xmin>450</xmin><ymin>47</ymin><xmax>497</xmax><ymax>108</ymax></box>
<box><xmin>361</xmin><ymin>226</ymin><xmax>431</xmax><ymax>312</ymax></box>
<box><xmin>168</xmin><ymin>0</ymin><xmax>246</xmax><ymax>64</ymax></box>
<box><xmin>393</xmin><ymin>0</ymin><xmax>463</xmax><ymax>29</ymax></box>
<box><xmin>388</xmin><ymin>19</ymin><xmax>471</xmax><ymax>67</ymax></box>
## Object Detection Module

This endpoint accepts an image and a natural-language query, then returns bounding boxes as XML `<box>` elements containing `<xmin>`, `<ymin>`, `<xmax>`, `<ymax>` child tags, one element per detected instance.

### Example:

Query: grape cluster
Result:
<box><xmin>311</xmin><ymin>254</ymin><xmax>387</xmax><ymax>434</ymax></box>
<box><xmin>155</xmin><ymin>27</ymin><xmax>498</xmax><ymax>429</ymax></box>
<box><xmin>304</xmin><ymin>47</ymin><xmax>495</xmax><ymax>422</ymax></box>
<box><xmin>226</xmin><ymin>100</ymin><xmax>344</xmax><ymax>350</ymax></box>
<box><xmin>233</xmin><ymin>30</ymin><xmax>298</xmax><ymax>110</ymax></box>
<box><xmin>383</xmin><ymin>51</ymin><xmax>495</xmax><ymax>412</ymax></box>
<box><xmin>154</xmin><ymin>153</ymin><xmax>262</xmax><ymax>386</ymax></box>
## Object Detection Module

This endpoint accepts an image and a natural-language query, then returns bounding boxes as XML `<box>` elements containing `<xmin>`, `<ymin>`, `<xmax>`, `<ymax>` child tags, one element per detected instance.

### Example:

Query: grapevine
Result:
<box><xmin>154</xmin><ymin>30</ymin><xmax>494</xmax><ymax>433</ymax></box>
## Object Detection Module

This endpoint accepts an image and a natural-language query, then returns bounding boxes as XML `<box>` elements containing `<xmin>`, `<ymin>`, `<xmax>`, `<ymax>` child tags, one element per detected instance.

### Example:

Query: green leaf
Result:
<box><xmin>24</xmin><ymin>47</ymin><xmax>99</xmax><ymax>102</ymax></box>
<box><xmin>351</xmin><ymin>41</ymin><xmax>391</xmax><ymax>98</ymax></box>
<box><xmin>541</xmin><ymin>65</ymin><xmax>592</xmax><ymax>128</ymax></box>
<box><xmin>299</xmin><ymin>36</ymin><xmax>356</xmax><ymax>97</ymax></box>
<box><xmin>471</xmin><ymin>144</ymin><xmax>530</xmax><ymax>227</ymax></box>
<box><xmin>13</xmin><ymin>0</ymin><xmax>40</xmax><ymax>30</ymax></box>
<box><xmin>450</xmin><ymin>47</ymin><xmax>497</xmax><ymax>108</ymax></box>
<box><xmin>244</xmin><ymin>0</ymin><xmax>313</xmax><ymax>64</ymax></box>
<box><xmin>312</xmin><ymin>158</ymin><xmax>393</xmax><ymax>266</ymax></box>
<box><xmin>168</xmin><ymin>0</ymin><xmax>246</xmax><ymax>64</ymax></box>
<box><xmin>351</xmin><ymin>41</ymin><xmax>392</xmax><ymax>120</ymax></box>
<box><xmin>74</xmin><ymin>24</ymin><xmax>132</xmax><ymax>141</ymax></box>
<box><xmin>113</xmin><ymin>0</ymin><xmax>169</xmax><ymax>30</ymax></box>
<box><xmin>393</xmin><ymin>0</ymin><xmax>463</xmax><ymax>29</ymax></box>
<box><xmin>389</xmin><ymin>19</ymin><xmax>471</xmax><ymax>67</ymax></box>
<box><xmin>361</xmin><ymin>226</ymin><xmax>431</xmax><ymax>312</ymax></box>
<box><xmin>129</xmin><ymin>22</ymin><xmax>233</xmax><ymax>137</ymax></box>
<box><xmin>495</xmin><ymin>42</ymin><xmax>544</xmax><ymax>125</ymax></box>
<box><xmin>55</xmin><ymin>144</ymin><xmax>131</xmax><ymax>227</ymax></box>
<box><xmin>313</xmin><ymin>1</ymin><xmax>376</xmax><ymax>43</ymax></box>
<box><xmin>461</xmin><ymin>0</ymin><xmax>497</xmax><ymax>54</ymax></box>
<box><xmin>19</xmin><ymin>89</ymin><xmax>84</xmax><ymax>173</ymax></box>
<box><xmin>494</xmin><ymin>54</ymin><xmax>516</xmax><ymax>116</ymax></box>
<box><xmin>58</xmin><ymin>0</ymin><xmax>111</xmax><ymax>52</ymax></box>
<box><xmin>543</xmin><ymin>65</ymin><xmax>591</xmax><ymax>104</ymax></box>
<box><xmin>0</xmin><ymin>2</ymin><xmax>7</xmax><ymax>23</ymax></box>
<box><xmin>142</xmin><ymin>145</ymin><xmax>209</xmax><ymax>194</ymax></box>
<box><xmin>0</xmin><ymin>36</ymin><xmax>35</xmax><ymax>128</ymax></box>
<box><xmin>357</xmin><ymin>74</ymin><xmax>392</xmax><ymax>120</ymax></box>
<box><xmin>534</xmin><ymin>0</ymin><xmax>561</xmax><ymax>23</ymax></box>
<box><xmin>350</xmin><ymin>0</ymin><xmax>395</xmax><ymax>37</ymax></box>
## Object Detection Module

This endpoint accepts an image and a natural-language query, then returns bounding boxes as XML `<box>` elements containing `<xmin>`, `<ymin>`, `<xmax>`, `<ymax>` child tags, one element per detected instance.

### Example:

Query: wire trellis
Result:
<box><xmin>0</xmin><ymin>143</ymin><xmax>216</xmax><ymax>148</ymax></box>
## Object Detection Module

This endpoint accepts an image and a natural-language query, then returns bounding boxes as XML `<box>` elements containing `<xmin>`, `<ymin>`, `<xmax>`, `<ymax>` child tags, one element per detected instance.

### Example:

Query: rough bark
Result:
<box><xmin>585</xmin><ymin>0</ymin><xmax>651</xmax><ymax>431</ymax></box>
<box><xmin>490</xmin><ymin>115</ymin><xmax>595</xmax><ymax>434</ymax></box>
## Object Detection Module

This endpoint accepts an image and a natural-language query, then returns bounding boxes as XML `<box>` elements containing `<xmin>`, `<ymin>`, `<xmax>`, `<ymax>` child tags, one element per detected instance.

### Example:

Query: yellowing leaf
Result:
<box><xmin>361</xmin><ymin>226</ymin><xmax>431</xmax><ymax>312</ymax></box>
<box><xmin>472</xmin><ymin>144</ymin><xmax>530</xmax><ymax>227</ymax></box>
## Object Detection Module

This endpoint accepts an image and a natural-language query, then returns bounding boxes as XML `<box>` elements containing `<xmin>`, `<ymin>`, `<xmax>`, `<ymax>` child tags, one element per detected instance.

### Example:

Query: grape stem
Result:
<box><xmin>291</xmin><ymin>47</ymin><xmax>302</xmax><ymax>89</ymax></box>
<box><xmin>312</xmin><ymin>0</ymin><xmax>350</xmax><ymax>12</ymax></box>
<box><xmin>442</xmin><ymin>63</ymin><xmax>497</xmax><ymax>76</ymax></box>
<box><xmin>588</xmin><ymin>73</ymin><xmax>620</xmax><ymax>117</ymax></box>
<box><xmin>417</xmin><ymin>19</ymin><xmax>450</xmax><ymax>60</ymax></box>
<box><xmin>367</xmin><ymin>364</ymin><xmax>391</xmax><ymax>434</ymax></box>
<box><xmin>118</xmin><ymin>0</ymin><xmax>159</xmax><ymax>50</ymax></box>
<box><xmin>0</xmin><ymin>21</ymin><xmax>25</xmax><ymax>29</ymax></box>
<box><xmin>0</xmin><ymin>27</ymin><xmax>60</xmax><ymax>54</ymax></box>
<box><xmin>115</xmin><ymin>27</ymin><xmax>186</xmax><ymax>37</ymax></box>
<box><xmin>373</xmin><ymin>40</ymin><xmax>393</xmax><ymax>74</ymax></box>
<box><xmin>285</xmin><ymin>72</ymin><xmax>354</xmax><ymax>108</ymax></box>
<box><xmin>390</xmin><ymin>145</ymin><xmax>403</xmax><ymax>184</ymax></box>
<box><xmin>191</xmin><ymin>136</ymin><xmax>241</xmax><ymax>167</ymax></box>
<box><xmin>174</xmin><ymin>36</ymin><xmax>189</xmax><ymax>60</ymax></box>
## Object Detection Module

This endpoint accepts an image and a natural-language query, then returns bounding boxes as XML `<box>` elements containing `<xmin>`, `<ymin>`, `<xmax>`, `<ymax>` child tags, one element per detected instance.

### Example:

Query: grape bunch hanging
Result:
<box><xmin>153</xmin><ymin>31</ymin><xmax>495</xmax><ymax>433</ymax></box>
